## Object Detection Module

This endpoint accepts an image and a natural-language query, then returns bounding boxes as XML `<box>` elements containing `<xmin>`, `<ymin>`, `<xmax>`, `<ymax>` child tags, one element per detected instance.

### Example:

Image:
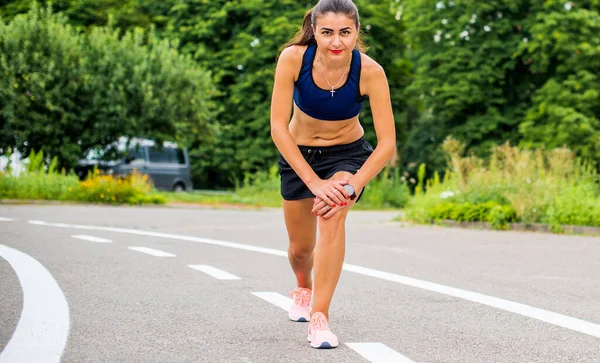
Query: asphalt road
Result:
<box><xmin>1</xmin><ymin>204</ymin><xmax>599</xmax><ymax>362</ymax></box>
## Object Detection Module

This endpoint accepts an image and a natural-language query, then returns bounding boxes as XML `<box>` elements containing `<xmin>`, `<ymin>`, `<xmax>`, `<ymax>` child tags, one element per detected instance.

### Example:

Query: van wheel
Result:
<box><xmin>173</xmin><ymin>183</ymin><xmax>186</xmax><ymax>193</ymax></box>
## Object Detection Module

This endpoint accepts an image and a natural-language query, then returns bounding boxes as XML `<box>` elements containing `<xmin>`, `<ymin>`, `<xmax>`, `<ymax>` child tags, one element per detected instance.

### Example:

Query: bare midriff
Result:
<box><xmin>289</xmin><ymin>103</ymin><xmax>364</xmax><ymax>147</ymax></box>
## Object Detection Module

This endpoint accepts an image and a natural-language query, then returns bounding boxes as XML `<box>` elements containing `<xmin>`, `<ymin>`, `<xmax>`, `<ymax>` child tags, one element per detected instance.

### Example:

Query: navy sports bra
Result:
<box><xmin>293</xmin><ymin>44</ymin><xmax>367</xmax><ymax>121</ymax></box>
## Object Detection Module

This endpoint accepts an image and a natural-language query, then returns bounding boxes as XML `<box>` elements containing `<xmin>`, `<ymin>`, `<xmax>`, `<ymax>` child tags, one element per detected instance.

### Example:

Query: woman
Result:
<box><xmin>270</xmin><ymin>0</ymin><xmax>396</xmax><ymax>349</ymax></box>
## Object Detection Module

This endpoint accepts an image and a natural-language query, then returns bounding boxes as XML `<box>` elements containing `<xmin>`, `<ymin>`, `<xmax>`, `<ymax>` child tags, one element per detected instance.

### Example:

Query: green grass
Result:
<box><xmin>2</xmin><ymin>149</ymin><xmax>410</xmax><ymax>210</ymax></box>
<box><xmin>163</xmin><ymin>190</ymin><xmax>268</xmax><ymax>207</ymax></box>
<box><xmin>209</xmin><ymin>164</ymin><xmax>412</xmax><ymax>210</ymax></box>
<box><xmin>406</xmin><ymin>137</ymin><xmax>600</xmax><ymax>230</ymax></box>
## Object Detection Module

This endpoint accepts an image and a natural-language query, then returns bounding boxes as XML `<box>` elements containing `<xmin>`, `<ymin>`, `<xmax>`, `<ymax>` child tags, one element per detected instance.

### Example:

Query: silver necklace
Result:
<box><xmin>319</xmin><ymin>51</ymin><xmax>351</xmax><ymax>97</ymax></box>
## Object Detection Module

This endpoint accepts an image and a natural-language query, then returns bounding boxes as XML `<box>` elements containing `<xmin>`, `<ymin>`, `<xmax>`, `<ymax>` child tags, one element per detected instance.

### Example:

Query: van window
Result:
<box><xmin>148</xmin><ymin>147</ymin><xmax>186</xmax><ymax>164</ymax></box>
<box><xmin>176</xmin><ymin>149</ymin><xmax>186</xmax><ymax>164</ymax></box>
<box><xmin>127</xmin><ymin>147</ymin><xmax>146</xmax><ymax>165</ymax></box>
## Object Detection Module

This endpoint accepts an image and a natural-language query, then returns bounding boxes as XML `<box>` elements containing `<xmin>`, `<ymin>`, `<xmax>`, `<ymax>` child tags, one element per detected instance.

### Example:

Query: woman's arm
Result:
<box><xmin>270</xmin><ymin>46</ymin><xmax>319</xmax><ymax>186</ymax></box>
<box><xmin>348</xmin><ymin>58</ymin><xmax>397</xmax><ymax>192</ymax></box>
<box><xmin>270</xmin><ymin>46</ymin><xmax>349</xmax><ymax>206</ymax></box>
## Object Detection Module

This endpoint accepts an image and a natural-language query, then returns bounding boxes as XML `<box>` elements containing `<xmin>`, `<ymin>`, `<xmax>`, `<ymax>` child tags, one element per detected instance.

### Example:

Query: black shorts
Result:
<box><xmin>278</xmin><ymin>137</ymin><xmax>374</xmax><ymax>201</ymax></box>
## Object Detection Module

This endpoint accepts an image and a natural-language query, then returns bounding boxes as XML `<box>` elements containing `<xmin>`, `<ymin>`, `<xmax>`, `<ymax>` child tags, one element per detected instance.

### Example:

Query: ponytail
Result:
<box><xmin>281</xmin><ymin>9</ymin><xmax>317</xmax><ymax>51</ymax></box>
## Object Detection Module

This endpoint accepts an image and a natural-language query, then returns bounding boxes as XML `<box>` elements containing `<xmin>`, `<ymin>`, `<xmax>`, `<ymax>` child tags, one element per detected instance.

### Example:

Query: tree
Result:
<box><xmin>1</xmin><ymin>0</ymin><xmax>414</xmax><ymax>188</ymax></box>
<box><xmin>403</xmin><ymin>1</ymin><xmax>600</xmax><ymax>170</ymax></box>
<box><xmin>519</xmin><ymin>3</ymin><xmax>600</xmax><ymax>161</ymax></box>
<box><xmin>0</xmin><ymin>0</ymin><xmax>155</xmax><ymax>30</ymax></box>
<box><xmin>164</xmin><ymin>0</ymin><xmax>412</xmax><ymax>187</ymax></box>
<box><xmin>402</xmin><ymin>0</ymin><xmax>536</xmax><ymax>171</ymax></box>
<box><xmin>0</xmin><ymin>4</ymin><xmax>215</xmax><ymax>170</ymax></box>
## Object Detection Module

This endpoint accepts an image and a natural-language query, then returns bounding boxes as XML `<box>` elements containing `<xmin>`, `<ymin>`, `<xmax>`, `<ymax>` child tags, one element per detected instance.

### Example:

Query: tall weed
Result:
<box><xmin>406</xmin><ymin>137</ymin><xmax>600</xmax><ymax>228</ymax></box>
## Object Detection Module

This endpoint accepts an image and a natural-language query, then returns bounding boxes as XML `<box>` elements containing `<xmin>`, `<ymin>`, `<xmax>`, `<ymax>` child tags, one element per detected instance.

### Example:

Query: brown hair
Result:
<box><xmin>282</xmin><ymin>0</ymin><xmax>367</xmax><ymax>52</ymax></box>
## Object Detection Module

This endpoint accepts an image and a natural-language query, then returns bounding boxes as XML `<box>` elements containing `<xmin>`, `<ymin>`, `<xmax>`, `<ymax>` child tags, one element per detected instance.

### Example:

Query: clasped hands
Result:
<box><xmin>308</xmin><ymin>179</ymin><xmax>353</xmax><ymax>219</ymax></box>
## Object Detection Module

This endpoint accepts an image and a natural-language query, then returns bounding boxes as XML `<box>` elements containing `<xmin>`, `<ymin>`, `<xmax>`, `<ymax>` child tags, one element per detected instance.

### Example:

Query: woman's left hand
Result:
<box><xmin>311</xmin><ymin>196</ymin><xmax>349</xmax><ymax>219</ymax></box>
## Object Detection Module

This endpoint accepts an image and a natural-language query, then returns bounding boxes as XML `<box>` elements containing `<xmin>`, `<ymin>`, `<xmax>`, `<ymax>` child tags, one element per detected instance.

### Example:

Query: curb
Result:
<box><xmin>0</xmin><ymin>199</ymin><xmax>264</xmax><ymax>210</ymax></box>
<box><xmin>439</xmin><ymin>219</ymin><xmax>600</xmax><ymax>237</ymax></box>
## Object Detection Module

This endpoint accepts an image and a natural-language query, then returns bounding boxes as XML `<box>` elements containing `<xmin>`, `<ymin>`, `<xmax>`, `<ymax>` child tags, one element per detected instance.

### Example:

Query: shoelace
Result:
<box><xmin>310</xmin><ymin>313</ymin><xmax>329</xmax><ymax>331</ymax></box>
<box><xmin>289</xmin><ymin>288</ymin><xmax>311</xmax><ymax>307</ymax></box>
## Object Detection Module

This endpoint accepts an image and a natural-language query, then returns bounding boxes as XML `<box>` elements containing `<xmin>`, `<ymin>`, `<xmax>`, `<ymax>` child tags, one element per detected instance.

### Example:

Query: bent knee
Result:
<box><xmin>320</xmin><ymin>208</ymin><xmax>349</xmax><ymax>225</ymax></box>
<box><xmin>289</xmin><ymin>244</ymin><xmax>314</xmax><ymax>262</ymax></box>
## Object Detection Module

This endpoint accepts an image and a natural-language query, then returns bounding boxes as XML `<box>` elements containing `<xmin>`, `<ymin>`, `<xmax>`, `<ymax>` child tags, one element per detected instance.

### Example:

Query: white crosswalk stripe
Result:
<box><xmin>346</xmin><ymin>342</ymin><xmax>415</xmax><ymax>363</ymax></box>
<box><xmin>251</xmin><ymin>292</ymin><xmax>291</xmax><ymax>312</ymax></box>
<box><xmin>188</xmin><ymin>265</ymin><xmax>241</xmax><ymax>280</ymax></box>
<box><xmin>72</xmin><ymin>235</ymin><xmax>112</xmax><ymax>243</ymax></box>
<box><xmin>127</xmin><ymin>246</ymin><xmax>175</xmax><ymax>257</ymax></box>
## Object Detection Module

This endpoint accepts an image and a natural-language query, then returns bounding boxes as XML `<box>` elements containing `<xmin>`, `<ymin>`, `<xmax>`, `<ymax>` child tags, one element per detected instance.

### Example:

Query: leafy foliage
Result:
<box><xmin>159</xmin><ymin>0</ymin><xmax>411</xmax><ymax>187</ymax></box>
<box><xmin>427</xmin><ymin>201</ymin><xmax>517</xmax><ymax>230</ymax></box>
<box><xmin>406</xmin><ymin>136</ymin><xmax>600</xmax><ymax>229</ymax></box>
<box><xmin>0</xmin><ymin>0</ymin><xmax>156</xmax><ymax>30</ymax></box>
<box><xmin>518</xmin><ymin>5</ymin><xmax>600</xmax><ymax>160</ymax></box>
<box><xmin>402</xmin><ymin>1</ymin><xmax>535</xmax><ymax>170</ymax></box>
<box><xmin>0</xmin><ymin>4</ymin><xmax>215</xmax><ymax>170</ymax></box>
<box><xmin>402</xmin><ymin>1</ymin><xmax>600</xmax><ymax>171</ymax></box>
<box><xmin>3</xmin><ymin>0</ymin><xmax>600</xmax><ymax>196</ymax></box>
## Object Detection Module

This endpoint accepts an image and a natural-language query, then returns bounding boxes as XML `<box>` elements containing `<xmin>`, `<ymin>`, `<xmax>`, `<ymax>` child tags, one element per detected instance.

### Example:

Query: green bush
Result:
<box><xmin>359</xmin><ymin>168</ymin><xmax>411</xmax><ymax>210</ymax></box>
<box><xmin>427</xmin><ymin>202</ymin><xmax>454</xmax><ymax>221</ymax></box>
<box><xmin>406</xmin><ymin>137</ymin><xmax>600</xmax><ymax>230</ymax></box>
<box><xmin>545</xmin><ymin>185</ymin><xmax>600</xmax><ymax>231</ymax></box>
<box><xmin>0</xmin><ymin>4</ymin><xmax>215</xmax><ymax>171</ymax></box>
<box><xmin>427</xmin><ymin>201</ymin><xmax>516</xmax><ymax>230</ymax></box>
<box><xmin>487</xmin><ymin>205</ymin><xmax>518</xmax><ymax>230</ymax></box>
<box><xmin>76</xmin><ymin>170</ymin><xmax>165</xmax><ymax>205</ymax></box>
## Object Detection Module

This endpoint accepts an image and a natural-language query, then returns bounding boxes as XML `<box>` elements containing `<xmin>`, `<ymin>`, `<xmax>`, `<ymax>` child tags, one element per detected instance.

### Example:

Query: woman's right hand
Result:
<box><xmin>307</xmin><ymin>179</ymin><xmax>350</xmax><ymax>208</ymax></box>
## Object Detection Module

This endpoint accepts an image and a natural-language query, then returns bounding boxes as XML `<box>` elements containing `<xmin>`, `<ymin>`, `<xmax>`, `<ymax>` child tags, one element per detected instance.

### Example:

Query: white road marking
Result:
<box><xmin>252</xmin><ymin>292</ymin><xmax>292</xmax><ymax>312</ymax></box>
<box><xmin>188</xmin><ymin>265</ymin><xmax>241</xmax><ymax>280</ymax></box>
<box><xmin>342</xmin><ymin>263</ymin><xmax>600</xmax><ymax>338</ymax></box>
<box><xmin>0</xmin><ymin>244</ymin><xmax>70</xmax><ymax>363</ymax></box>
<box><xmin>127</xmin><ymin>246</ymin><xmax>175</xmax><ymax>257</ymax></box>
<box><xmin>0</xmin><ymin>217</ymin><xmax>16</xmax><ymax>222</ymax></box>
<box><xmin>72</xmin><ymin>235</ymin><xmax>112</xmax><ymax>243</ymax></box>
<box><xmin>25</xmin><ymin>219</ymin><xmax>600</xmax><ymax>339</ymax></box>
<box><xmin>346</xmin><ymin>343</ymin><xmax>415</xmax><ymax>363</ymax></box>
<box><xmin>28</xmin><ymin>220</ymin><xmax>286</xmax><ymax>257</ymax></box>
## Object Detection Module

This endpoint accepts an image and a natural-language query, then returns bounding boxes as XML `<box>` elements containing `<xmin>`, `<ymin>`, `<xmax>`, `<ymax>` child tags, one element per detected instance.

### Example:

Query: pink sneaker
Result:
<box><xmin>307</xmin><ymin>312</ymin><xmax>338</xmax><ymax>348</ymax></box>
<box><xmin>288</xmin><ymin>287</ymin><xmax>312</xmax><ymax>322</ymax></box>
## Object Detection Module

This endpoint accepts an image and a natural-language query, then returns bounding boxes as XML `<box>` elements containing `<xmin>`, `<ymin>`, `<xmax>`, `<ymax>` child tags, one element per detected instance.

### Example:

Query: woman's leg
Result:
<box><xmin>311</xmin><ymin>171</ymin><xmax>355</xmax><ymax>319</ymax></box>
<box><xmin>282</xmin><ymin>199</ymin><xmax>317</xmax><ymax>289</ymax></box>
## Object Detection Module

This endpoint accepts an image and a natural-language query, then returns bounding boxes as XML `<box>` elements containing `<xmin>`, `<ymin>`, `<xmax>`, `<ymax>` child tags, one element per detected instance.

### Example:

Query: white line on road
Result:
<box><xmin>30</xmin><ymin>220</ymin><xmax>71</xmax><ymax>228</ymax></box>
<box><xmin>188</xmin><ymin>265</ymin><xmax>241</xmax><ymax>280</ymax></box>
<box><xmin>346</xmin><ymin>343</ymin><xmax>415</xmax><ymax>363</ymax></box>
<box><xmin>342</xmin><ymin>263</ymin><xmax>600</xmax><ymax>339</ymax></box>
<box><xmin>0</xmin><ymin>217</ymin><xmax>16</xmax><ymax>222</ymax></box>
<box><xmin>28</xmin><ymin>220</ymin><xmax>287</xmax><ymax>257</ymax></box>
<box><xmin>128</xmin><ymin>246</ymin><xmax>175</xmax><ymax>257</ymax></box>
<box><xmin>252</xmin><ymin>292</ymin><xmax>292</xmax><ymax>312</ymax></box>
<box><xmin>72</xmin><ymin>235</ymin><xmax>112</xmax><ymax>243</ymax></box>
<box><xmin>26</xmin><ymin>219</ymin><xmax>600</xmax><ymax>339</ymax></box>
<box><xmin>0</xmin><ymin>244</ymin><xmax>70</xmax><ymax>363</ymax></box>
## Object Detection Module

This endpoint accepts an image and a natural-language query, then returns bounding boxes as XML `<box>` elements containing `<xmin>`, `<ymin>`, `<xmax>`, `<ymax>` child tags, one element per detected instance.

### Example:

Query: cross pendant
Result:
<box><xmin>330</xmin><ymin>88</ymin><xmax>335</xmax><ymax>97</ymax></box>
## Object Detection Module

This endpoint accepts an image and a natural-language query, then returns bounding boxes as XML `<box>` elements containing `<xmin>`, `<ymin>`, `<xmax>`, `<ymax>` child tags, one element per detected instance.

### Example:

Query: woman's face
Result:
<box><xmin>312</xmin><ymin>12</ymin><xmax>359</xmax><ymax>62</ymax></box>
